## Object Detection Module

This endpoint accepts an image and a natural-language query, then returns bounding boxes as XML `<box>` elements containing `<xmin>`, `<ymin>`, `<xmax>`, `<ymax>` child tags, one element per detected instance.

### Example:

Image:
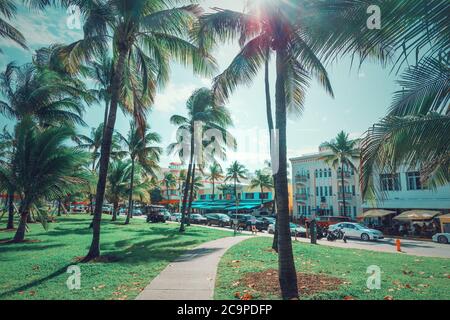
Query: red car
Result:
<box><xmin>307</xmin><ymin>216</ymin><xmax>353</xmax><ymax>228</ymax></box>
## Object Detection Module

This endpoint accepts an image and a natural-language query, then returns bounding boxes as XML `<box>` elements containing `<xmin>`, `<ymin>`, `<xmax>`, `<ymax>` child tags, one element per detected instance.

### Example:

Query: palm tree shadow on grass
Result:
<box><xmin>0</xmin><ymin>263</ymin><xmax>74</xmax><ymax>299</ymax></box>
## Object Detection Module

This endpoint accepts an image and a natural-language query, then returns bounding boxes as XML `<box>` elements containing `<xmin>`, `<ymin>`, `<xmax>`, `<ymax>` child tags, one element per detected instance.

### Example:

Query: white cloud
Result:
<box><xmin>153</xmin><ymin>83</ymin><xmax>197</xmax><ymax>113</ymax></box>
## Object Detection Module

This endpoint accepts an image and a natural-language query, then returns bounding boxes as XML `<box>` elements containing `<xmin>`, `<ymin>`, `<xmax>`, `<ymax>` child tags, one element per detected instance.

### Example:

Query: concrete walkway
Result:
<box><xmin>136</xmin><ymin>236</ymin><xmax>250</xmax><ymax>300</ymax></box>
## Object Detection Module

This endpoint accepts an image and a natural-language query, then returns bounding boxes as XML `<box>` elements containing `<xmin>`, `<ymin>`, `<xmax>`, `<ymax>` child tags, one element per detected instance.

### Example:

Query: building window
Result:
<box><xmin>324</xmin><ymin>186</ymin><xmax>328</xmax><ymax>196</ymax></box>
<box><xmin>315</xmin><ymin>169</ymin><xmax>318</xmax><ymax>178</ymax></box>
<box><xmin>245</xmin><ymin>193</ymin><xmax>254</xmax><ymax>199</ymax></box>
<box><xmin>319</xmin><ymin>169</ymin><xmax>322</xmax><ymax>178</ymax></box>
<box><xmin>380</xmin><ymin>173</ymin><xmax>401</xmax><ymax>191</ymax></box>
<box><xmin>406</xmin><ymin>171</ymin><xmax>424</xmax><ymax>190</ymax></box>
<box><xmin>328</xmin><ymin>168</ymin><xmax>332</xmax><ymax>177</ymax></box>
<box><xmin>352</xmin><ymin>185</ymin><xmax>355</xmax><ymax>196</ymax></box>
<box><xmin>353</xmin><ymin>206</ymin><xmax>357</xmax><ymax>217</ymax></box>
<box><xmin>200</xmin><ymin>195</ymin><xmax>206</xmax><ymax>200</ymax></box>
<box><xmin>319</xmin><ymin>186</ymin><xmax>323</xmax><ymax>197</ymax></box>
<box><xmin>316</xmin><ymin>186</ymin><xmax>319</xmax><ymax>196</ymax></box>
<box><xmin>260</xmin><ymin>192</ymin><xmax>269</xmax><ymax>199</ymax></box>
<box><xmin>329</xmin><ymin>186</ymin><xmax>332</xmax><ymax>196</ymax></box>
<box><xmin>237</xmin><ymin>193</ymin><xmax>241</xmax><ymax>199</ymax></box>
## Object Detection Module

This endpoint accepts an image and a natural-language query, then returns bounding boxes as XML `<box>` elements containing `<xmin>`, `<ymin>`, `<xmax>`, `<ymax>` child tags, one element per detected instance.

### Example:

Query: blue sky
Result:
<box><xmin>0</xmin><ymin>0</ymin><xmax>399</xmax><ymax>173</ymax></box>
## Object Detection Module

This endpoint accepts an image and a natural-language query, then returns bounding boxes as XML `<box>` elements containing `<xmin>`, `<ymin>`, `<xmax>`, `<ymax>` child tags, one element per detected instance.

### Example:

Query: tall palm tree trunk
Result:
<box><xmin>112</xmin><ymin>201</ymin><xmax>118</xmax><ymax>221</ymax></box>
<box><xmin>187</xmin><ymin>163</ymin><xmax>196</xmax><ymax>226</ymax></box>
<box><xmin>84</xmin><ymin>49</ymin><xmax>128</xmax><ymax>261</ymax></box>
<box><xmin>265</xmin><ymin>54</ymin><xmax>279</xmax><ymax>252</ymax></box>
<box><xmin>57</xmin><ymin>199</ymin><xmax>62</xmax><ymax>217</ymax></box>
<box><xmin>341</xmin><ymin>160</ymin><xmax>347</xmax><ymax>216</ymax></box>
<box><xmin>6</xmin><ymin>191</ymin><xmax>14</xmax><ymax>229</ymax></box>
<box><xmin>212</xmin><ymin>178</ymin><xmax>215</xmax><ymax>201</ymax></box>
<box><xmin>12</xmin><ymin>201</ymin><xmax>31</xmax><ymax>242</ymax></box>
<box><xmin>275</xmin><ymin>48</ymin><xmax>298</xmax><ymax>299</ymax></box>
<box><xmin>125</xmin><ymin>157</ymin><xmax>135</xmax><ymax>225</ymax></box>
<box><xmin>179</xmin><ymin>131</ymin><xmax>195</xmax><ymax>232</ymax></box>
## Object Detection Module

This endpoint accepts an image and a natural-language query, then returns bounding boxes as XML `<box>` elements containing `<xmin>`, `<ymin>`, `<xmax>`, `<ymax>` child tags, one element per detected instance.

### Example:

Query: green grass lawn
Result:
<box><xmin>215</xmin><ymin>237</ymin><xmax>450</xmax><ymax>300</ymax></box>
<box><xmin>0</xmin><ymin>214</ymin><xmax>231</xmax><ymax>300</ymax></box>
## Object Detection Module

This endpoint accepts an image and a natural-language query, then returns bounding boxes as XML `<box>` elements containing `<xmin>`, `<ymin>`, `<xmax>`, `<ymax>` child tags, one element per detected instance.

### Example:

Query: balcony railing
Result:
<box><xmin>295</xmin><ymin>193</ymin><xmax>308</xmax><ymax>201</ymax></box>
<box><xmin>295</xmin><ymin>174</ymin><xmax>309</xmax><ymax>183</ymax></box>
<box><xmin>338</xmin><ymin>192</ymin><xmax>353</xmax><ymax>201</ymax></box>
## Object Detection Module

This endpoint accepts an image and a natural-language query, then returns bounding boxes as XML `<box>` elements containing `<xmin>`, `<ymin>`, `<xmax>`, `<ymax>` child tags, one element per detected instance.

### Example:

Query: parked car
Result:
<box><xmin>189</xmin><ymin>214</ymin><xmax>207</xmax><ymax>224</ymax></box>
<box><xmin>144</xmin><ymin>204</ymin><xmax>167</xmax><ymax>223</ymax></box>
<box><xmin>132</xmin><ymin>208</ymin><xmax>142</xmax><ymax>216</ymax></box>
<box><xmin>257</xmin><ymin>217</ymin><xmax>276</xmax><ymax>231</ymax></box>
<box><xmin>205</xmin><ymin>213</ymin><xmax>230</xmax><ymax>227</ymax></box>
<box><xmin>267</xmin><ymin>222</ymin><xmax>306</xmax><ymax>237</ymax></box>
<box><xmin>311</xmin><ymin>216</ymin><xmax>353</xmax><ymax>229</ymax></box>
<box><xmin>162</xmin><ymin>210</ymin><xmax>171</xmax><ymax>221</ymax></box>
<box><xmin>228</xmin><ymin>214</ymin><xmax>261</xmax><ymax>230</ymax></box>
<box><xmin>170</xmin><ymin>213</ymin><xmax>182</xmax><ymax>222</ymax></box>
<box><xmin>118</xmin><ymin>208</ymin><xmax>127</xmax><ymax>216</ymax></box>
<box><xmin>432</xmin><ymin>233</ymin><xmax>449</xmax><ymax>244</ymax></box>
<box><xmin>329</xmin><ymin>222</ymin><xmax>383</xmax><ymax>241</ymax></box>
<box><xmin>102</xmin><ymin>205</ymin><xmax>113</xmax><ymax>214</ymax></box>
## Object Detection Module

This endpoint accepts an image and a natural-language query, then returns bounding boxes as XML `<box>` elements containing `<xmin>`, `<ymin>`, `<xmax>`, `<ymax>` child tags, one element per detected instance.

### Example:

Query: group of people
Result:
<box><xmin>392</xmin><ymin>221</ymin><xmax>439</xmax><ymax>238</ymax></box>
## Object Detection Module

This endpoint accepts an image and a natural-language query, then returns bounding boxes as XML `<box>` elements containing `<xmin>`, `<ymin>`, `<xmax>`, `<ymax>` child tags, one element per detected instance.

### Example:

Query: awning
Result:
<box><xmin>359</xmin><ymin>209</ymin><xmax>396</xmax><ymax>219</ymax></box>
<box><xmin>394</xmin><ymin>210</ymin><xmax>441</xmax><ymax>221</ymax></box>
<box><xmin>438</xmin><ymin>214</ymin><xmax>450</xmax><ymax>223</ymax></box>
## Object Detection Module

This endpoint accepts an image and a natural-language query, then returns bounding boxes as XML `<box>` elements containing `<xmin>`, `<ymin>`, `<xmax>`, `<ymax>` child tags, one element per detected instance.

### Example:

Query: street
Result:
<box><xmin>164</xmin><ymin>221</ymin><xmax>450</xmax><ymax>259</ymax></box>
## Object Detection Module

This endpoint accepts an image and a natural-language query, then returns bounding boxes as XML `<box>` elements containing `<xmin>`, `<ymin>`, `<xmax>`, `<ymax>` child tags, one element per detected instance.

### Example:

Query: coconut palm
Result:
<box><xmin>106</xmin><ymin>160</ymin><xmax>129</xmax><ymax>221</ymax></box>
<box><xmin>118</xmin><ymin>121</ymin><xmax>161</xmax><ymax>225</ymax></box>
<box><xmin>0</xmin><ymin>126</ymin><xmax>14</xmax><ymax>229</ymax></box>
<box><xmin>0</xmin><ymin>62</ymin><xmax>91</xmax><ymax>127</ymax></box>
<box><xmin>176</xmin><ymin>169</ymin><xmax>186</xmax><ymax>211</ymax></box>
<box><xmin>60</xmin><ymin>0</ymin><xmax>216</xmax><ymax>260</ymax></box>
<box><xmin>320</xmin><ymin>131</ymin><xmax>359</xmax><ymax>217</ymax></box>
<box><xmin>197</xmin><ymin>0</ymin><xmax>337</xmax><ymax>298</ymax></box>
<box><xmin>0</xmin><ymin>0</ymin><xmax>27</xmax><ymax>51</ymax></box>
<box><xmin>225</xmin><ymin>161</ymin><xmax>247</xmax><ymax>202</ymax></box>
<box><xmin>162</xmin><ymin>172</ymin><xmax>177</xmax><ymax>203</ymax></box>
<box><xmin>0</xmin><ymin>119</ymin><xmax>89</xmax><ymax>242</ymax></box>
<box><xmin>206</xmin><ymin>162</ymin><xmax>223</xmax><ymax>201</ymax></box>
<box><xmin>250</xmin><ymin>169</ymin><xmax>273</xmax><ymax>204</ymax></box>
<box><xmin>361</xmin><ymin>57</ymin><xmax>450</xmax><ymax>199</ymax></box>
<box><xmin>167</xmin><ymin>87</ymin><xmax>235</xmax><ymax>232</ymax></box>
<box><xmin>85</xmin><ymin>54</ymin><xmax>114</xmax><ymax>134</ymax></box>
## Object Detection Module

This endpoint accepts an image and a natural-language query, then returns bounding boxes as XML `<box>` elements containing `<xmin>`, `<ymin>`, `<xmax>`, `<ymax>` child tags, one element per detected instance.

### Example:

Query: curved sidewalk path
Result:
<box><xmin>136</xmin><ymin>236</ymin><xmax>250</xmax><ymax>300</ymax></box>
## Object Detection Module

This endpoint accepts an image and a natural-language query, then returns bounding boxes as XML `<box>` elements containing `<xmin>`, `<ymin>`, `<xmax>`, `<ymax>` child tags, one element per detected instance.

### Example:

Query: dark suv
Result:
<box><xmin>228</xmin><ymin>214</ymin><xmax>263</xmax><ymax>231</ymax></box>
<box><xmin>205</xmin><ymin>213</ymin><xmax>231</xmax><ymax>227</ymax></box>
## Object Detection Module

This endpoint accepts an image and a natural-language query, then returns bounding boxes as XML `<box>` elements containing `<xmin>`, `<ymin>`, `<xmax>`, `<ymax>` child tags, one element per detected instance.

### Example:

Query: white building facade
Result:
<box><xmin>290</xmin><ymin>145</ymin><xmax>362</xmax><ymax>219</ymax></box>
<box><xmin>290</xmin><ymin>146</ymin><xmax>450</xmax><ymax>218</ymax></box>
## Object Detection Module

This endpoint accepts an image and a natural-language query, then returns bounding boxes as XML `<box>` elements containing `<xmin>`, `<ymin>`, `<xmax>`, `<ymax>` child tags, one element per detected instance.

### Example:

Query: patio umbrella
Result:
<box><xmin>393</xmin><ymin>210</ymin><xmax>441</xmax><ymax>221</ymax></box>
<box><xmin>359</xmin><ymin>209</ymin><xmax>396</xmax><ymax>219</ymax></box>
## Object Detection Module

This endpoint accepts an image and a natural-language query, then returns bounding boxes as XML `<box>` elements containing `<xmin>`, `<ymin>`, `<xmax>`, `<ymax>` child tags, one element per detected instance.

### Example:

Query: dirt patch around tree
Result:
<box><xmin>239</xmin><ymin>268</ymin><xmax>343</xmax><ymax>298</ymax></box>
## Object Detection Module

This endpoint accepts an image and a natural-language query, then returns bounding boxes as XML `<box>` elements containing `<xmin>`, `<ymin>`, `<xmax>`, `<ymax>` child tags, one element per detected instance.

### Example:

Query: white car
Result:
<box><xmin>432</xmin><ymin>233</ymin><xmax>449</xmax><ymax>244</ymax></box>
<box><xmin>329</xmin><ymin>222</ymin><xmax>384</xmax><ymax>241</ymax></box>
<box><xmin>268</xmin><ymin>223</ymin><xmax>306</xmax><ymax>237</ymax></box>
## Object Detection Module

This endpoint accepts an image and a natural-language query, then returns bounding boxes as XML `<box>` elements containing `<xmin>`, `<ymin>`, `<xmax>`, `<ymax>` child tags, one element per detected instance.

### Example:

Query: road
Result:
<box><xmin>161</xmin><ymin>221</ymin><xmax>450</xmax><ymax>259</ymax></box>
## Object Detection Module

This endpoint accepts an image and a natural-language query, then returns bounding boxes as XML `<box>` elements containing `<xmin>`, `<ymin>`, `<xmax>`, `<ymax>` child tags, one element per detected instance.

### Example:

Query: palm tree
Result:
<box><xmin>61</xmin><ymin>0</ymin><xmax>216</xmax><ymax>260</ymax></box>
<box><xmin>0</xmin><ymin>62</ymin><xmax>91</xmax><ymax>127</ymax></box>
<box><xmin>225</xmin><ymin>161</ymin><xmax>247</xmax><ymax>203</ymax></box>
<box><xmin>0</xmin><ymin>0</ymin><xmax>27</xmax><ymax>51</ymax></box>
<box><xmin>177</xmin><ymin>169</ymin><xmax>187</xmax><ymax>211</ymax></box>
<box><xmin>0</xmin><ymin>126</ymin><xmax>14</xmax><ymax>229</ymax></box>
<box><xmin>118</xmin><ymin>121</ymin><xmax>161</xmax><ymax>225</ymax></box>
<box><xmin>320</xmin><ymin>131</ymin><xmax>359</xmax><ymax>217</ymax></box>
<box><xmin>168</xmin><ymin>87</ymin><xmax>235</xmax><ymax>232</ymax></box>
<box><xmin>105</xmin><ymin>160</ymin><xmax>131</xmax><ymax>221</ymax></box>
<box><xmin>361</xmin><ymin>57</ymin><xmax>449</xmax><ymax>199</ymax></box>
<box><xmin>250</xmin><ymin>169</ymin><xmax>273</xmax><ymax>204</ymax></box>
<box><xmin>206</xmin><ymin>162</ymin><xmax>223</xmax><ymax>201</ymax></box>
<box><xmin>0</xmin><ymin>119</ymin><xmax>89</xmax><ymax>242</ymax></box>
<box><xmin>76</xmin><ymin>123</ymin><xmax>125</xmax><ymax>213</ymax></box>
<box><xmin>162</xmin><ymin>172</ymin><xmax>177</xmax><ymax>203</ymax></box>
<box><xmin>198</xmin><ymin>0</ymin><xmax>336</xmax><ymax>299</ymax></box>
<box><xmin>85</xmin><ymin>54</ymin><xmax>113</xmax><ymax>135</ymax></box>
